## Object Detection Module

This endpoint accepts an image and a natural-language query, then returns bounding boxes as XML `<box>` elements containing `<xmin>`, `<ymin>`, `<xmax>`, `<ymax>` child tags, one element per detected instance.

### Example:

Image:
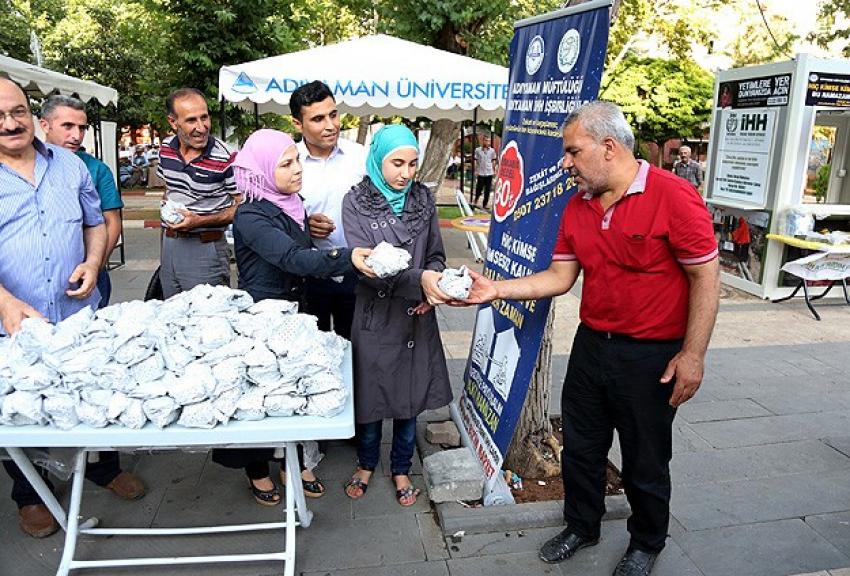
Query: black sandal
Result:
<box><xmin>279</xmin><ymin>469</ymin><xmax>326</xmax><ymax>498</ymax></box>
<box><xmin>393</xmin><ymin>475</ymin><xmax>420</xmax><ymax>507</ymax></box>
<box><xmin>302</xmin><ymin>476</ymin><xmax>325</xmax><ymax>498</ymax></box>
<box><xmin>248</xmin><ymin>478</ymin><xmax>281</xmax><ymax>507</ymax></box>
<box><xmin>344</xmin><ymin>468</ymin><xmax>372</xmax><ymax>500</ymax></box>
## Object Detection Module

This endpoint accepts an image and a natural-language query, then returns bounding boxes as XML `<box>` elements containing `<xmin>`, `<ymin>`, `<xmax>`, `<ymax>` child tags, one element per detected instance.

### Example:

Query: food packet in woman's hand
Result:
<box><xmin>364</xmin><ymin>242</ymin><xmax>411</xmax><ymax>278</ymax></box>
<box><xmin>438</xmin><ymin>266</ymin><xmax>473</xmax><ymax>300</ymax></box>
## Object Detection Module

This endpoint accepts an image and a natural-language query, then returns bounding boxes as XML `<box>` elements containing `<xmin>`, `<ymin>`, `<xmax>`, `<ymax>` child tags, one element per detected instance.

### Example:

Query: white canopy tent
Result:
<box><xmin>0</xmin><ymin>54</ymin><xmax>118</xmax><ymax>106</ymax></box>
<box><xmin>218</xmin><ymin>34</ymin><xmax>509</xmax><ymax>122</ymax></box>
<box><xmin>1</xmin><ymin>54</ymin><xmax>123</xmax><ymax>266</ymax></box>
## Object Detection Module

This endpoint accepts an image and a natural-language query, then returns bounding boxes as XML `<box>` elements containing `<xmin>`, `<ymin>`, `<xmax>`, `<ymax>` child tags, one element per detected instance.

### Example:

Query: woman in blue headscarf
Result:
<box><xmin>342</xmin><ymin>124</ymin><xmax>453</xmax><ymax>507</ymax></box>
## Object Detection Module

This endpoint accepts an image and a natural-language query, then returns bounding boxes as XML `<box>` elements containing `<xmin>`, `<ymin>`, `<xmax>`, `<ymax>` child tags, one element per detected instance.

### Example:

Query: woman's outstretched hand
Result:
<box><xmin>351</xmin><ymin>248</ymin><xmax>376</xmax><ymax>278</ymax></box>
<box><xmin>421</xmin><ymin>270</ymin><xmax>451</xmax><ymax>305</ymax></box>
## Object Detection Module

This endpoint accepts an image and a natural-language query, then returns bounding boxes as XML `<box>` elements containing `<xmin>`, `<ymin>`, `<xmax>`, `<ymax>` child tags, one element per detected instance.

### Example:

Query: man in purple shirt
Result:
<box><xmin>0</xmin><ymin>78</ymin><xmax>141</xmax><ymax>539</ymax></box>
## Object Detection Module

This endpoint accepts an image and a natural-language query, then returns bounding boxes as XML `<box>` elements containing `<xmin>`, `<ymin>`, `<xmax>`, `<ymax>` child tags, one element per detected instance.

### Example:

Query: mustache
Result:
<box><xmin>0</xmin><ymin>126</ymin><xmax>26</xmax><ymax>137</ymax></box>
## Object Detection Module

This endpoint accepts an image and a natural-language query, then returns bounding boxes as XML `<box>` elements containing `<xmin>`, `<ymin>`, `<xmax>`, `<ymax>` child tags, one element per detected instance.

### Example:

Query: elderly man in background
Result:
<box><xmin>156</xmin><ymin>88</ymin><xmax>238</xmax><ymax>298</ymax></box>
<box><xmin>671</xmin><ymin>145</ymin><xmax>702</xmax><ymax>190</ymax></box>
<box><xmin>0</xmin><ymin>78</ymin><xmax>144</xmax><ymax>538</ymax></box>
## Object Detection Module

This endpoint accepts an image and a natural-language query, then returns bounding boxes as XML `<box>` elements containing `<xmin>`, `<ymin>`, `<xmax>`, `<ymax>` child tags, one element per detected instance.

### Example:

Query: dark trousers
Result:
<box><xmin>474</xmin><ymin>175</ymin><xmax>494</xmax><ymax>208</ymax></box>
<box><xmin>356</xmin><ymin>418</ymin><xmax>417</xmax><ymax>476</ymax></box>
<box><xmin>3</xmin><ymin>452</ymin><xmax>122</xmax><ymax>509</ymax></box>
<box><xmin>561</xmin><ymin>324</ymin><xmax>681</xmax><ymax>553</ymax></box>
<box><xmin>306</xmin><ymin>274</ymin><xmax>356</xmax><ymax>339</ymax></box>
<box><xmin>97</xmin><ymin>268</ymin><xmax>112</xmax><ymax>309</ymax></box>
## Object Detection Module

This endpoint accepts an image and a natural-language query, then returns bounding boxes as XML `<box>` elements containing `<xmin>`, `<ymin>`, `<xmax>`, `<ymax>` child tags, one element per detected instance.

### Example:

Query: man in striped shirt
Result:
<box><xmin>156</xmin><ymin>88</ymin><xmax>238</xmax><ymax>298</ymax></box>
<box><xmin>0</xmin><ymin>77</ymin><xmax>108</xmax><ymax>538</ymax></box>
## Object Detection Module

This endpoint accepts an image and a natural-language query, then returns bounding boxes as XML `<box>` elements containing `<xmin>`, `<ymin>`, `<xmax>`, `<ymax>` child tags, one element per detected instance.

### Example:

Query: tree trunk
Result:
<box><xmin>503</xmin><ymin>308</ymin><xmax>561</xmax><ymax>479</ymax></box>
<box><xmin>356</xmin><ymin>115</ymin><xmax>370</xmax><ymax>145</ymax></box>
<box><xmin>417</xmin><ymin>118</ymin><xmax>458</xmax><ymax>197</ymax></box>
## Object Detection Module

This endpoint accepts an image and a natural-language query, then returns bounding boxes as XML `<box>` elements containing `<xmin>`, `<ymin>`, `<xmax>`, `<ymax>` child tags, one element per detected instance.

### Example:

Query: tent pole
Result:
<box><xmin>219</xmin><ymin>96</ymin><xmax>226</xmax><ymax>141</ymax></box>
<box><xmin>459</xmin><ymin>120</ymin><xmax>465</xmax><ymax>199</ymax></box>
<box><xmin>93</xmin><ymin>106</ymin><xmax>102</xmax><ymax>159</ymax></box>
<box><xmin>471</xmin><ymin>108</ymin><xmax>478</xmax><ymax>202</ymax></box>
<box><xmin>254</xmin><ymin>103</ymin><xmax>259</xmax><ymax>130</ymax></box>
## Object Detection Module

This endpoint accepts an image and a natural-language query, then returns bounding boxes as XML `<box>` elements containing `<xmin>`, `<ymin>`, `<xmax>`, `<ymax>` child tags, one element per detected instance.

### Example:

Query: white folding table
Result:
<box><xmin>0</xmin><ymin>347</ymin><xmax>354</xmax><ymax>576</ymax></box>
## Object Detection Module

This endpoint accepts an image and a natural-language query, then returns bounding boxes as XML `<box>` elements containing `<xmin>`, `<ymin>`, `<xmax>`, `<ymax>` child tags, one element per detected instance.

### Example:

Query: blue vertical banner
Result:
<box><xmin>458</xmin><ymin>2</ymin><xmax>610</xmax><ymax>485</ymax></box>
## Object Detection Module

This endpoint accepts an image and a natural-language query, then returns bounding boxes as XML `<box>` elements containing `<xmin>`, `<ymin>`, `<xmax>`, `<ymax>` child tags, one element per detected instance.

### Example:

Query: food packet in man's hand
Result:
<box><xmin>438</xmin><ymin>266</ymin><xmax>473</xmax><ymax>300</ymax></box>
<box><xmin>364</xmin><ymin>242</ymin><xmax>411</xmax><ymax>278</ymax></box>
<box><xmin>160</xmin><ymin>199</ymin><xmax>186</xmax><ymax>224</ymax></box>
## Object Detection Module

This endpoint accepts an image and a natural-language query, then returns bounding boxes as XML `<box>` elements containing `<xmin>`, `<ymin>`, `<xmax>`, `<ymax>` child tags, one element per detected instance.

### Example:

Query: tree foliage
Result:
<box><xmin>600</xmin><ymin>55</ymin><xmax>714</xmax><ymax>145</ymax></box>
<box><xmin>722</xmin><ymin>3</ymin><xmax>797</xmax><ymax>67</ymax></box>
<box><xmin>810</xmin><ymin>0</ymin><xmax>850</xmax><ymax>57</ymax></box>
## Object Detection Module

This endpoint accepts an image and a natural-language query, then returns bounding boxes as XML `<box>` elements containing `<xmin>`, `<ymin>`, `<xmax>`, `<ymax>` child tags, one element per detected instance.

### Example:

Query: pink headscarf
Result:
<box><xmin>233</xmin><ymin>129</ymin><xmax>305</xmax><ymax>229</ymax></box>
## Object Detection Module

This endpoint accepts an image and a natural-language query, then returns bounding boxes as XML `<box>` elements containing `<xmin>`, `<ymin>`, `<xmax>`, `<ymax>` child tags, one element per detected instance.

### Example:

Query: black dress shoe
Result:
<box><xmin>539</xmin><ymin>528</ymin><xmax>599</xmax><ymax>563</ymax></box>
<box><xmin>612</xmin><ymin>548</ymin><xmax>659</xmax><ymax>576</ymax></box>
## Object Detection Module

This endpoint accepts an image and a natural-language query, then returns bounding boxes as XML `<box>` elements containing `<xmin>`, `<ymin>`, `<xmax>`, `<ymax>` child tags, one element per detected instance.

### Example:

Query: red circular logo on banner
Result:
<box><xmin>493</xmin><ymin>141</ymin><xmax>525</xmax><ymax>223</ymax></box>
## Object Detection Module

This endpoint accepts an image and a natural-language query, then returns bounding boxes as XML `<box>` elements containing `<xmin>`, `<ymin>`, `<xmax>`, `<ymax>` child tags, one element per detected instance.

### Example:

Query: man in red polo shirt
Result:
<box><xmin>462</xmin><ymin>101</ymin><xmax>719</xmax><ymax>576</ymax></box>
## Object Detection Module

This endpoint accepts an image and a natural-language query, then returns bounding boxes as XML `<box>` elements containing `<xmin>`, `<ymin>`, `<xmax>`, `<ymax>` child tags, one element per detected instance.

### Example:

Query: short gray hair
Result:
<box><xmin>41</xmin><ymin>95</ymin><xmax>86</xmax><ymax>120</ymax></box>
<box><xmin>563</xmin><ymin>101</ymin><xmax>635</xmax><ymax>150</ymax></box>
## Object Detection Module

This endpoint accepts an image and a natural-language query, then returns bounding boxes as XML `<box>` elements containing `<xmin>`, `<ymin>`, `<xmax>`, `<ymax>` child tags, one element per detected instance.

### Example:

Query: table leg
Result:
<box><xmin>801</xmin><ymin>281</ymin><xmax>822</xmax><ymax>321</ymax></box>
<box><xmin>842</xmin><ymin>279</ymin><xmax>850</xmax><ymax>305</ymax></box>
<box><xmin>772</xmin><ymin>280</ymin><xmax>804</xmax><ymax>303</ymax></box>
<box><xmin>57</xmin><ymin>450</ymin><xmax>88</xmax><ymax>576</ymax></box>
<box><xmin>285</xmin><ymin>443</ymin><xmax>313</xmax><ymax>528</ymax></box>
<box><xmin>5</xmin><ymin>448</ymin><xmax>69</xmax><ymax>531</ymax></box>
<box><xmin>809</xmin><ymin>281</ymin><xmax>836</xmax><ymax>301</ymax></box>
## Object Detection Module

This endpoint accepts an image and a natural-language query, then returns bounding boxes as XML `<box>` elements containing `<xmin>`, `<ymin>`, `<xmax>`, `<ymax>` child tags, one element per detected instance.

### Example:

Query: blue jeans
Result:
<box><xmin>97</xmin><ymin>269</ymin><xmax>111</xmax><ymax>309</ymax></box>
<box><xmin>356</xmin><ymin>418</ymin><xmax>417</xmax><ymax>476</ymax></box>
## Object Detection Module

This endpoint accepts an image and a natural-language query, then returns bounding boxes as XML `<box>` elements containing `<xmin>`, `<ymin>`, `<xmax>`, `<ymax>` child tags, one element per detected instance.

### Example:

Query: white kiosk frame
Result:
<box><xmin>705</xmin><ymin>54</ymin><xmax>850</xmax><ymax>300</ymax></box>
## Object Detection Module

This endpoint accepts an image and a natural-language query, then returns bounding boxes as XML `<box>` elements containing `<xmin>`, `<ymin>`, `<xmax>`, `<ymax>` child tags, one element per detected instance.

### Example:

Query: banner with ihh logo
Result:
<box><xmin>458</xmin><ymin>0</ymin><xmax>610</xmax><ymax>497</ymax></box>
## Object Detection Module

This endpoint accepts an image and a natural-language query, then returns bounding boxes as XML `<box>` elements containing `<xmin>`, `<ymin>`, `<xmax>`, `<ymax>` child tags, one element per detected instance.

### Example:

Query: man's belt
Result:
<box><xmin>164</xmin><ymin>228</ymin><xmax>224</xmax><ymax>243</ymax></box>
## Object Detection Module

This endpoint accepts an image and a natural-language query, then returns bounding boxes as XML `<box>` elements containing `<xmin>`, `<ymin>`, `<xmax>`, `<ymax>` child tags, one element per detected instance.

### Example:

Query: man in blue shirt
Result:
<box><xmin>40</xmin><ymin>95</ymin><xmax>124</xmax><ymax>307</ymax></box>
<box><xmin>0</xmin><ymin>78</ymin><xmax>137</xmax><ymax>538</ymax></box>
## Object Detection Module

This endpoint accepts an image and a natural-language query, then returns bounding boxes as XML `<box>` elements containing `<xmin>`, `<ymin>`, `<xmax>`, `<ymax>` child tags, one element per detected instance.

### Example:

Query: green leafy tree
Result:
<box><xmin>723</xmin><ymin>3</ymin><xmax>798</xmax><ymax>66</ymax></box>
<box><xmin>601</xmin><ymin>55</ymin><xmax>714</xmax><ymax>153</ymax></box>
<box><xmin>810</xmin><ymin>0</ymin><xmax>850</xmax><ymax>56</ymax></box>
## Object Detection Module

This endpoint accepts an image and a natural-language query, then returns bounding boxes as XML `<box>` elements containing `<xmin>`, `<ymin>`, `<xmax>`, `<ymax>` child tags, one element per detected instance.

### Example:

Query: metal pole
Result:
<box><xmin>459</xmin><ymin>120</ymin><xmax>465</xmax><ymax>197</ymax></box>
<box><xmin>253</xmin><ymin>103</ymin><xmax>259</xmax><ymax>130</ymax></box>
<box><xmin>219</xmin><ymin>96</ymin><xmax>226</xmax><ymax>141</ymax></box>
<box><xmin>472</xmin><ymin>108</ymin><xmax>478</xmax><ymax>202</ymax></box>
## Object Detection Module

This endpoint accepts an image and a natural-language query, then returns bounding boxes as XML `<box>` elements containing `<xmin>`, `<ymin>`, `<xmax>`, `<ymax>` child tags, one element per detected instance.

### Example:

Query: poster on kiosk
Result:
<box><xmin>458</xmin><ymin>0</ymin><xmax>610</xmax><ymax>500</ymax></box>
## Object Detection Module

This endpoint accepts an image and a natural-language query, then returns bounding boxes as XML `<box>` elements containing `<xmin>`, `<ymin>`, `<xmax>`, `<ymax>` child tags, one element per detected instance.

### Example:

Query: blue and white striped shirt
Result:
<box><xmin>0</xmin><ymin>139</ymin><xmax>104</xmax><ymax>334</ymax></box>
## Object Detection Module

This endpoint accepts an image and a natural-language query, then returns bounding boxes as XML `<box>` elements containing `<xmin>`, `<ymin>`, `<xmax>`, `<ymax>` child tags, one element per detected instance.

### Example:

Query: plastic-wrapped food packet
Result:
<box><xmin>364</xmin><ymin>241</ymin><xmax>411</xmax><ymax>278</ymax></box>
<box><xmin>143</xmin><ymin>396</ymin><xmax>180</xmax><ymax>428</ymax></box>
<box><xmin>438</xmin><ymin>265</ymin><xmax>473</xmax><ymax>300</ymax></box>
<box><xmin>177</xmin><ymin>400</ymin><xmax>218</xmax><ymax>429</ymax></box>
<box><xmin>161</xmin><ymin>199</ymin><xmax>186</xmax><ymax>225</ymax></box>
<box><xmin>302</xmin><ymin>388</ymin><xmax>348</xmax><ymax>418</ymax></box>
<box><xmin>2</xmin><ymin>390</ymin><xmax>45</xmax><ymax>425</ymax></box>
<box><xmin>264</xmin><ymin>393</ymin><xmax>306</xmax><ymax>417</ymax></box>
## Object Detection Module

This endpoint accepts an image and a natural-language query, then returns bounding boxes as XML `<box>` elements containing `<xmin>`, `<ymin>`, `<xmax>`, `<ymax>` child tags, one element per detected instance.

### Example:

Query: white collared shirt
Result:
<box><xmin>297</xmin><ymin>137</ymin><xmax>367</xmax><ymax>249</ymax></box>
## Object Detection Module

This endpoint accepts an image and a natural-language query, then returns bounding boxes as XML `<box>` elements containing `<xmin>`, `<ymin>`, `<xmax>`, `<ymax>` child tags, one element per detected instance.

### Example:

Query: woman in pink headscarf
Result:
<box><xmin>212</xmin><ymin>129</ymin><xmax>373</xmax><ymax>506</ymax></box>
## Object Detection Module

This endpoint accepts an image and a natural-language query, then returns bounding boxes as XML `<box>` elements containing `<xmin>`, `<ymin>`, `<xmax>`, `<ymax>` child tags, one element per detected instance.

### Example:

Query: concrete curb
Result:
<box><xmin>415</xmin><ymin>420</ymin><xmax>631</xmax><ymax>536</ymax></box>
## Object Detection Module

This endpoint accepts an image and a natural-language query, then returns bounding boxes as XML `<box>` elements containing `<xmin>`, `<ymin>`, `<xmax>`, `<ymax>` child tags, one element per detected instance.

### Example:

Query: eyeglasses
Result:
<box><xmin>0</xmin><ymin>107</ymin><xmax>30</xmax><ymax>124</ymax></box>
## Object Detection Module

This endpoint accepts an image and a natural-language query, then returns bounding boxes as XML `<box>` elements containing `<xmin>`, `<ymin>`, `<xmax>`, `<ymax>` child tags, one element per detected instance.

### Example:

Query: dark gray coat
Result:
<box><xmin>342</xmin><ymin>178</ymin><xmax>452</xmax><ymax>424</ymax></box>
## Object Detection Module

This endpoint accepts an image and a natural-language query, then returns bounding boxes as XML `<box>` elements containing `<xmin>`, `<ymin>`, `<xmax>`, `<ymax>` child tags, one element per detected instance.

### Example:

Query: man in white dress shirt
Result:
<box><xmin>290</xmin><ymin>81</ymin><xmax>366</xmax><ymax>339</ymax></box>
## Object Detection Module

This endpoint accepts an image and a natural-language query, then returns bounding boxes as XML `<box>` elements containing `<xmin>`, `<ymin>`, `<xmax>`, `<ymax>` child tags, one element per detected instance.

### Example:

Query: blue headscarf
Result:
<box><xmin>366</xmin><ymin>125</ymin><xmax>419</xmax><ymax>215</ymax></box>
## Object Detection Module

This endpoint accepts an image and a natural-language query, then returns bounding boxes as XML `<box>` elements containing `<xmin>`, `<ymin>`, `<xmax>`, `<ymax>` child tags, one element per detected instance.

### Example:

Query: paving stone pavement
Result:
<box><xmin>1</xmin><ymin>226</ymin><xmax>849</xmax><ymax>576</ymax></box>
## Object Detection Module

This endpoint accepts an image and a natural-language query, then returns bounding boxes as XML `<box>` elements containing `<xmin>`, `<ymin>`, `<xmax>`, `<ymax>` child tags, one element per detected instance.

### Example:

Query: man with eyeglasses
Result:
<box><xmin>0</xmin><ymin>77</ymin><xmax>109</xmax><ymax>538</ymax></box>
